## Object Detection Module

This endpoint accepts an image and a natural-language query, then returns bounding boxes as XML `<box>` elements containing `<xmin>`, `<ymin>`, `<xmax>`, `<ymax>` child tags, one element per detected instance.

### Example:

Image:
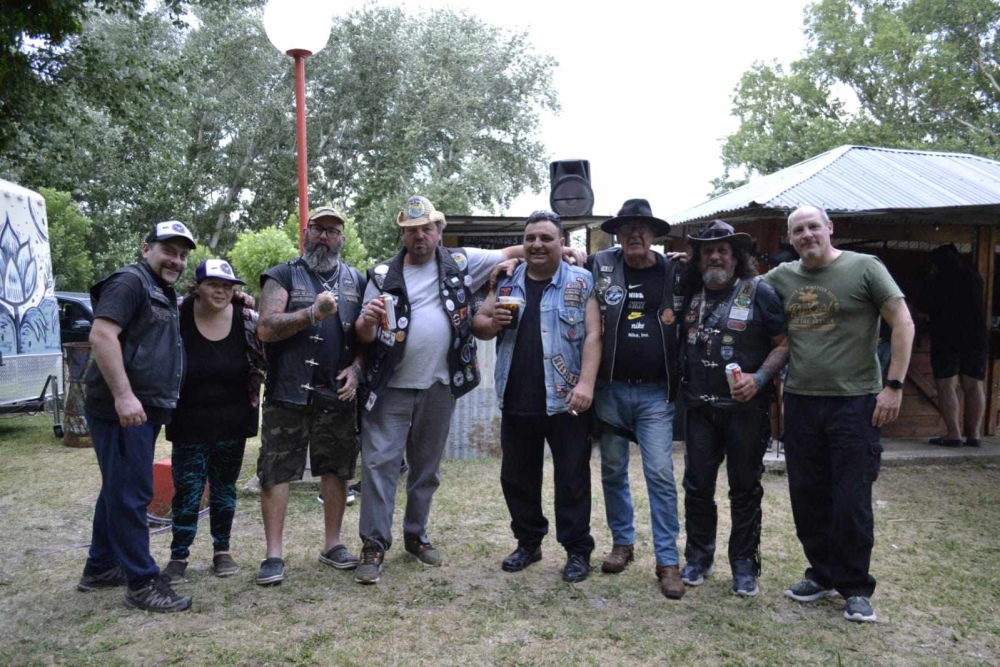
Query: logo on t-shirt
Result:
<box><xmin>786</xmin><ymin>286</ymin><xmax>840</xmax><ymax>331</ymax></box>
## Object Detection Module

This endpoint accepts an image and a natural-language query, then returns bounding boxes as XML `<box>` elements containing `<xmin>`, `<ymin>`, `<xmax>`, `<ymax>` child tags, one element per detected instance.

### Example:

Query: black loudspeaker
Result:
<box><xmin>549</xmin><ymin>159</ymin><xmax>594</xmax><ymax>217</ymax></box>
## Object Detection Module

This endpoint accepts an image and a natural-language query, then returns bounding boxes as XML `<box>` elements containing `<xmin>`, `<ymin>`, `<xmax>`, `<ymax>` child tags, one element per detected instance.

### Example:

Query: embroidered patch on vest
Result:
<box><xmin>552</xmin><ymin>354</ymin><xmax>580</xmax><ymax>385</ymax></box>
<box><xmin>604</xmin><ymin>285</ymin><xmax>624</xmax><ymax>306</ymax></box>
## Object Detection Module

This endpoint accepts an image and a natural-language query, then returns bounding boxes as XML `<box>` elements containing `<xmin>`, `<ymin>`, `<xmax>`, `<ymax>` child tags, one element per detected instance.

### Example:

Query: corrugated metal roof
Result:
<box><xmin>667</xmin><ymin>145</ymin><xmax>1000</xmax><ymax>226</ymax></box>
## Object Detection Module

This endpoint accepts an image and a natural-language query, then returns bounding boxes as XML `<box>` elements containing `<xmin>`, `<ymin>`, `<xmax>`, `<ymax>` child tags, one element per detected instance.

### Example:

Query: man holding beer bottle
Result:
<box><xmin>678</xmin><ymin>220</ymin><xmax>788</xmax><ymax>598</ymax></box>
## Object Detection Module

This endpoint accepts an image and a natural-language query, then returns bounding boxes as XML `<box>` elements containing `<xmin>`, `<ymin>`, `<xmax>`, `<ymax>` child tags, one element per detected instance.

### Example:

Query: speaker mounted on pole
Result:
<box><xmin>549</xmin><ymin>159</ymin><xmax>594</xmax><ymax>217</ymax></box>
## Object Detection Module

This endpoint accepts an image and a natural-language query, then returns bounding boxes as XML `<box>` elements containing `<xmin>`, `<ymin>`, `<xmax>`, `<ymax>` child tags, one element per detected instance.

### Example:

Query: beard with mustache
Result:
<box><xmin>701</xmin><ymin>264</ymin><xmax>734</xmax><ymax>289</ymax></box>
<box><xmin>304</xmin><ymin>235</ymin><xmax>342</xmax><ymax>273</ymax></box>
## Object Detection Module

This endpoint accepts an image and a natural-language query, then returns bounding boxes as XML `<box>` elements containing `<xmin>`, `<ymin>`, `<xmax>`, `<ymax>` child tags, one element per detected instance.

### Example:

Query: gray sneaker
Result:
<box><xmin>404</xmin><ymin>534</ymin><xmax>442</xmax><ymax>567</ymax></box>
<box><xmin>784</xmin><ymin>578</ymin><xmax>835</xmax><ymax>602</ymax></box>
<box><xmin>123</xmin><ymin>575</ymin><xmax>192</xmax><ymax>613</ymax></box>
<box><xmin>680</xmin><ymin>562</ymin><xmax>713</xmax><ymax>587</ymax></box>
<box><xmin>161</xmin><ymin>559</ymin><xmax>188</xmax><ymax>584</ymax></box>
<box><xmin>844</xmin><ymin>596</ymin><xmax>877</xmax><ymax>622</ymax></box>
<box><xmin>355</xmin><ymin>541</ymin><xmax>384</xmax><ymax>584</ymax></box>
<box><xmin>319</xmin><ymin>545</ymin><xmax>360</xmax><ymax>570</ymax></box>
<box><xmin>212</xmin><ymin>553</ymin><xmax>239</xmax><ymax>578</ymax></box>
<box><xmin>77</xmin><ymin>564</ymin><xmax>125</xmax><ymax>592</ymax></box>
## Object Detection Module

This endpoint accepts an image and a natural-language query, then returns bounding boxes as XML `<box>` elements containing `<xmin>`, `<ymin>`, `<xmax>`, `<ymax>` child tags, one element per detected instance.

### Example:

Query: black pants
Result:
<box><xmin>784</xmin><ymin>393</ymin><xmax>882</xmax><ymax>598</ymax></box>
<box><xmin>500</xmin><ymin>411</ymin><xmax>595</xmax><ymax>557</ymax></box>
<box><xmin>682</xmin><ymin>401</ymin><xmax>771</xmax><ymax>573</ymax></box>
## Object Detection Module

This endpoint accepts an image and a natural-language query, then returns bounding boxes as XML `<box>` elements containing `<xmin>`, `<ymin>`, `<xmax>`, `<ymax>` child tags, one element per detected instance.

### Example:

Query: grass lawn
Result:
<box><xmin>1</xmin><ymin>413</ymin><xmax>998</xmax><ymax>666</ymax></box>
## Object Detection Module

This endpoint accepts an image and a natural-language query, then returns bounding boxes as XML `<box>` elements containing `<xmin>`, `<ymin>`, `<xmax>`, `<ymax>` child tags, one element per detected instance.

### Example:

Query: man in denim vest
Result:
<box><xmin>473</xmin><ymin>210</ymin><xmax>602</xmax><ymax>583</ymax></box>
<box><xmin>586</xmin><ymin>199</ymin><xmax>686</xmax><ymax>599</ymax></box>
<box><xmin>78</xmin><ymin>221</ymin><xmax>196</xmax><ymax>613</ymax></box>
<box><xmin>255</xmin><ymin>207</ymin><xmax>367</xmax><ymax>586</ymax></box>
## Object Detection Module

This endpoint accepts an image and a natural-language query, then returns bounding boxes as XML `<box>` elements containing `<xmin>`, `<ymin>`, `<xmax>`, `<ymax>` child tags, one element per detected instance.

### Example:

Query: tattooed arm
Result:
<box><xmin>256</xmin><ymin>277</ymin><xmax>332</xmax><ymax>343</ymax></box>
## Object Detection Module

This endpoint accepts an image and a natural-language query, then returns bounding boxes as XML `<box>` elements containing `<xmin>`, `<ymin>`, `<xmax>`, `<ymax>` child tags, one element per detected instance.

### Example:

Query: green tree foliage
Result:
<box><xmin>714</xmin><ymin>0</ymin><xmax>1000</xmax><ymax>194</ymax></box>
<box><xmin>227</xmin><ymin>226</ymin><xmax>297</xmax><ymax>297</ymax></box>
<box><xmin>1</xmin><ymin>3</ymin><xmax>556</xmax><ymax>273</ymax></box>
<box><xmin>40</xmin><ymin>187</ymin><xmax>94</xmax><ymax>291</ymax></box>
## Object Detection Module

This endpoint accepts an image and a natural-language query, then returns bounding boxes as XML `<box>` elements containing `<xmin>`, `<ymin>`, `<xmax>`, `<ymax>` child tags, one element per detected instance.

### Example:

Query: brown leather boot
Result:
<box><xmin>656</xmin><ymin>565</ymin><xmax>685</xmax><ymax>599</ymax></box>
<box><xmin>600</xmin><ymin>544</ymin><xmax>634</xmax><ymax>574</ymax></box>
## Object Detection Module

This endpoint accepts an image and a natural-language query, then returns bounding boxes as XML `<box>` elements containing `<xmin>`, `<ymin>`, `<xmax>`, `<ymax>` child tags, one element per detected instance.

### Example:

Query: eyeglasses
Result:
<box><xmin>526</xmin><ymin>210</ymin><xmax>561</xmax><ymax>224</ymax></box>
<box><xmin>619</xmin><ymin>223</ymin><xmax>653</xmax><ymax>236</ymax></box>
<box><xmin>308</xmin><ymin>224</ymin><xmax>343</xmax><ymax>239</ymax></box>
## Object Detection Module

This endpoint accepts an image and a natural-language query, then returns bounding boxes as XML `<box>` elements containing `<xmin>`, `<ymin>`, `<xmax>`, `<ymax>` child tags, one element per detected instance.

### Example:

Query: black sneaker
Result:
<box><xmin>680</xmin><ymin>562</ymin><xmax>713</xmax><ymax>587</ymax></box>
<box><xmin>355</xmin><ymin>541</ymin><xmax>384</xmax><ymax>585</ymax></box>
<box><xmin>123</xmin><ymin>575</ymin><xmax>192</xmax><ymax>613</ymax></box>
<box><xmin>404</xmin><ymin>534</ymin><xmax>442</xmax><ymax>567</ymax></box>
<box><xmin>77</xmin><ymin>564</ymin><xmax>125</xmax><ymax>592</ymax></box>
<box><xmin>784</xmin><ymin>578</ymin><xmax>835</xmax><ymax>602</ymax></box>
<box><xmin>162</xmin><ymin>559</ymin><xmax>188</xmax><ymax>584</ymax></box>
<box><xmin>257</xmin><ymin>557</ymin><xmax>285</xmax><ymax>586</ymax></box>
<box><xmin>844</xmin><ymin>595</ymin><xmax>877</xmax><ymax>622</ymax></box>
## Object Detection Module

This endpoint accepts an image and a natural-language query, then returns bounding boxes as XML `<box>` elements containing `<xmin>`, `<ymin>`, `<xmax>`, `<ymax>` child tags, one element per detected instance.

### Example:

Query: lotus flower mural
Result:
<box><xmin>0</xmin><ymin>213</ymin><xmax>57</xmax><ymax>353</ymax></box>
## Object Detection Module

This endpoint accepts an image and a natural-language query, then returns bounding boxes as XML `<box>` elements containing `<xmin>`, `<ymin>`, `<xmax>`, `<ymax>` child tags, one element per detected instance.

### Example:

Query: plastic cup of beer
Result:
<box><xmin>496</xmin><ymin>296</ymin><xmax>524</xmax><ymax>329</ymax></box>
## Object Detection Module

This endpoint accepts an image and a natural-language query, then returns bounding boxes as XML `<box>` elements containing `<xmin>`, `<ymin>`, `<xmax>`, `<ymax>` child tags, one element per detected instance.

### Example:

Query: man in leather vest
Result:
<box><xmin>586</xmin><ymin>198</ymin><xmax>687</xmax><ymax>599</ymax></box>
<box><xmin>255</xmin><ymin>207</ymin><xmax>367</xmax><ymax>586</ymax></box>
<box><xmin>678</xmin><ymin>220</ymin><xmax>788</xmax><ymax>599</ymax></box>
<box><xmin>353</xmin><ymin>195</ymin><xmax>527</xmax><ymax>585</ymax></box>
<box><xmin>473</xmin><ymin>210</ymin><xmax>602</xmax><ymax>583</ymax></box>
<box><xmin>78</xmin><ymin>221</ymin><xmax>196</xmax><ymax>613</ymax></box>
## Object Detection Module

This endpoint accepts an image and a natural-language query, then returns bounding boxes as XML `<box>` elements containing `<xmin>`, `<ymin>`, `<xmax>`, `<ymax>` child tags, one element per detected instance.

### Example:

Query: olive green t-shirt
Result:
<box><xmin>763</xmin><ymin>251</ymin><xmax>903</xmax><ymax>396</ymax></box>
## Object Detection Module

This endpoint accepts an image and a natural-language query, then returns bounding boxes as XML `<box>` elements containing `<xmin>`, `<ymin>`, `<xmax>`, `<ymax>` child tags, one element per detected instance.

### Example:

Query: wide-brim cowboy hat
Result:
<box><xmin>600</xmin><ymin>198</ymin><xmax>670</xmax><ymax>237</ymax></box>
<box><xmin>397</xmin><ymin>195</ymin><xmax>446</xmax><ymax>229</ymax></box>
<box><xmin>687</xmin><ymin>219</ymin><xmax>753</xmax><ymax>251</ymax></box>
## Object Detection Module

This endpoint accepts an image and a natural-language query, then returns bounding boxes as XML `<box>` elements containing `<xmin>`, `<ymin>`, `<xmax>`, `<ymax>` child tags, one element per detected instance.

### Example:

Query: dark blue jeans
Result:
<box><xmin>783</xmin><ymin>393</ymin><xmax>882</xmax><ymax>598</ymax></box>
<box><xmin>83</xmin><ymin>415</ymin><xmax>160</xmax><ymax>590</ymax></box>
<box><xmin>170</xmin><ymin>438</ymin><xmax>246</xmax><ymax>560</ymax></box>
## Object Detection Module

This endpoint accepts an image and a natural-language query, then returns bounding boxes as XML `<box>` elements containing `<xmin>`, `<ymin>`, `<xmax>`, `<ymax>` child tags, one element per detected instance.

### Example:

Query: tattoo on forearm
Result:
<box><xmin>259</xmin><ymin>279</ymin><xmax>307</xmax><ymax>342</ymax></box>
<box><xmin>758</xmin><ymin>347</ymin><xmax>789</xmax><ymax>383</ymax></box>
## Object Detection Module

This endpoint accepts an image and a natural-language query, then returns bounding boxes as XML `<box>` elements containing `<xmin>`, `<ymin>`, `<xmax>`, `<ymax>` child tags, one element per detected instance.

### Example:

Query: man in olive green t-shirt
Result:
<box><xmin>764</xmin><ymin>206</ymin><xmax>914</xmax><ymax>624</ymax></box>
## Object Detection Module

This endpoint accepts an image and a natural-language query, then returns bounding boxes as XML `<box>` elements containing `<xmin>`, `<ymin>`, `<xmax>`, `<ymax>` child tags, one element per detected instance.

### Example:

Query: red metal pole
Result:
<box><xmin>291</xmin><ymin>49</ymin><xmax>311</xmax><ymax>253</ymax></box>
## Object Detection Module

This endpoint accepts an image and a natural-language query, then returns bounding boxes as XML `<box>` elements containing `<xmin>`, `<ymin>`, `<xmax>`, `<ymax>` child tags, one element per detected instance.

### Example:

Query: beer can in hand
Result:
<box><xmin>725</xmin><ymin>363</ymin><xmax>742</xmax><ymax>396</ymax></box>
<box><xmin>381</xmin><ymin>293</ymin><xmax>397</xmax><ymax>330</ymax></box>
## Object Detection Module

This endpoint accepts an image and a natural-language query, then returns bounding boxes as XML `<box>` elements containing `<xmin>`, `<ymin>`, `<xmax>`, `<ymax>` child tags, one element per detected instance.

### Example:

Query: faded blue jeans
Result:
<box><xmin>596</xmin><ymin>381</ymin><xmax>680</xmax><ymax>567</ymax></box>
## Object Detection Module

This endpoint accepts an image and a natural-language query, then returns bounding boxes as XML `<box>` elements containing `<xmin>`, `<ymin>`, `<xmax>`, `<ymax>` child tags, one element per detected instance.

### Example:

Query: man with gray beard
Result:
<box><xmin>254</xmin><ymin>207</ymin><xmax>367</xmax><ymax>586</ymax></box>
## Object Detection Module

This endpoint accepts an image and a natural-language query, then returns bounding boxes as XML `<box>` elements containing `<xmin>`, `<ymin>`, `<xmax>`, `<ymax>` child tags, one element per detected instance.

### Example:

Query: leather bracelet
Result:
<box><xmin>307</xmin><ymin>305</ymin><xmax>316</xmax><ymax>327</ymax></box>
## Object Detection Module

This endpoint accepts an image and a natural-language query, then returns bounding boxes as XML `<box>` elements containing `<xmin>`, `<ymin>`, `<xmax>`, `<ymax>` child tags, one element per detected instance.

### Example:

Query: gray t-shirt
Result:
<box><xmin>363</xmin><ymin>247</ymin><xmax>503</xmax><ymax>389</ymax></box>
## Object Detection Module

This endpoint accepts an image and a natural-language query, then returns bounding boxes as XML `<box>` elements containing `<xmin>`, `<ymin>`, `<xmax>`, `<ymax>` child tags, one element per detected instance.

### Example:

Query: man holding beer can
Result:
<box><xmin>473</xmin><ymin>210</ymin><xmax>602</xmax><ymax>583</ymax></box>
<box><xmin>353</xmin><ymin>195</ymin><xmax>541</xmax><ymax>585</ymax></box>
<box><xmin>765</xmin><ymin>206</ymin><xmax>913</xmax><ymax>623</ymax></box>
<box><xmin>679</xmin><ymin>220</ymin><xmax>788</xmax><ymax>598</ymax></box>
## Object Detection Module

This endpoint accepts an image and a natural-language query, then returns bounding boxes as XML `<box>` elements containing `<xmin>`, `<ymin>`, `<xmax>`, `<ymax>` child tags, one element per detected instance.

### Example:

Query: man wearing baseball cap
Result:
<box><xmin>78</xmin><ymin>221</ymin><xmax>196</xmax><ymax>612</ymax></box>
<box><xmin>255</xmin><ymin>206</ymin><xmax>367</xmax><ymax>586</ymax></box>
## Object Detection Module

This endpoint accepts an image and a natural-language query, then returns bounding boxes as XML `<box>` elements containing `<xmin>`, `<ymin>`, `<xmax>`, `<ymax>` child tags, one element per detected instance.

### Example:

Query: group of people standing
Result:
<box><xmin>77</xmin><ymin>196</ymin><xmax>915</xmax><ymax>626</ymax></box>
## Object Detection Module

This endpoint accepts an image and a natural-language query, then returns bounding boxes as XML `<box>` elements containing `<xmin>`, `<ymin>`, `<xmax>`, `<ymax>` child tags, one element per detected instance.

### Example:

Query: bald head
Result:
<box><xmin>787</xmin><ymin>205</ymin><xmax>838</xmax><ymax>268</ymax></box>
<box><xmin>787</xmin><ymin>206</ymin><xmax>830</xmax><ymax>232</ymax></box>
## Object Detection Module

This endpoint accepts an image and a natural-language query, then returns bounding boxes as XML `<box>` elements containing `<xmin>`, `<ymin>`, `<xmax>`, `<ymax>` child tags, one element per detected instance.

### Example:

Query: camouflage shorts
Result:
<box><xmin>256</xmin><ymin>401</ymin><xmax>358</xmax><ymax>488</ymax></box>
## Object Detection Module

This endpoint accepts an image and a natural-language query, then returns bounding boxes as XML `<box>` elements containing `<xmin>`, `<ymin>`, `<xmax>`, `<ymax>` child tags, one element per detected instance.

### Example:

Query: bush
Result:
<box><xmin>41</xmin><ymin>188</ymin><xmax>94</xmax><ymax>291</ymax></box>
<box><xmin>228</xmin><ymin>226</ymin><xmax>298</xmax><ymax>297</ymax></box>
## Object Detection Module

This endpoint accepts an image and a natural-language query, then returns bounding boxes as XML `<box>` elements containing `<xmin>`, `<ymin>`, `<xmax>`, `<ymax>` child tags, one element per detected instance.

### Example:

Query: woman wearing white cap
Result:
<box><xmin>161</xmin><ymin>259</ymin><xmax>265</xmax><ymax>583</ymax></box>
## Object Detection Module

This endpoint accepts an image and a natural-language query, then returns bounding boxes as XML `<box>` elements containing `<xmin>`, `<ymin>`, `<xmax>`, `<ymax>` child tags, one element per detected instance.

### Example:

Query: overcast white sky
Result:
<box><xmin>386</xmin><ymin>0</ymin><xmax>814</xmax><ymax>219</ymax></box>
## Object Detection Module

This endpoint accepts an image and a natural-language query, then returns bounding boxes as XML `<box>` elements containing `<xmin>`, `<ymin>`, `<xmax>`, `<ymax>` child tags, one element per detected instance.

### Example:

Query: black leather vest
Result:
<box><xmin>85</xmin><ymin>262</ymin><xmax>183</xmax><ymax>409</ymax></box>
<box><xmin>263</xmin><ymin>258</ymin><xmax>365</xmax><ymax>405</ymax></box>
<box><xmin>681</xmin><ymin>277</ymin><xmax>773</xmax><ymax>409</ymax></box>
<box><xmin>363</xmin><ymin>246</ymin><xmax>478</xmax><ymax>409</ymax></box>
<box><xmin>590</xmin><ymin>248</ymin><xmax>682</xmax><ymax>398</ymax></box>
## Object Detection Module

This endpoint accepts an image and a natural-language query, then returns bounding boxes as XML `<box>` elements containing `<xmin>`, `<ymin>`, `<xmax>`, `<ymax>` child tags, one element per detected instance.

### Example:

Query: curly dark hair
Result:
<box><xmin>685</xmin><ymin>240</ymin><xmax>757</xmax><ymax>291</ymax></box>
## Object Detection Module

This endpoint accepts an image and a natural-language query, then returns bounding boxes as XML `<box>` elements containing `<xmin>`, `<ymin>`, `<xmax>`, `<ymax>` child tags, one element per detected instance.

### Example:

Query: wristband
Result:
<box><xmin>753</xmin><ymin>372</ymin><xmax>766</xmax><ymax>387</ymax></box>
<box><xmin>307</xmin><ymin>305</ymin><xmax>316</xmax><ymax>327</ymax></box>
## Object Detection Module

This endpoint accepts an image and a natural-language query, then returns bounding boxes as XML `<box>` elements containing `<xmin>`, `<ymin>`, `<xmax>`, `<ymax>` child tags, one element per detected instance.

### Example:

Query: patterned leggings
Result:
<box><xmin>170</xmin><ymin>438</ymin><xmax>246</xmax><ymax>560</ymax></box>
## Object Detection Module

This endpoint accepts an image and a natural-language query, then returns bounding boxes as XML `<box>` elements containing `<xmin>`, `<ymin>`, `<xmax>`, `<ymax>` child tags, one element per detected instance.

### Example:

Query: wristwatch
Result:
<box><xmin>885</xmin><ymin>379</ymin><xmax>904</xmax><ymax>390</ymax></box>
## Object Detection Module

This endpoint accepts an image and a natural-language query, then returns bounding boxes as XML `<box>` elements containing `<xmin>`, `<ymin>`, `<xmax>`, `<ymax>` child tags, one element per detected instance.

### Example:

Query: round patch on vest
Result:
<box><xmin>374</xmin><ymin>264</ymin><xmax>389</xmax><ymax>276</ymax></box>
<box><xmin>722</xmin><ymin>334</ymin><xmax>735</xmax><ymax>345</ymax></box>
<box><xmin>465</xmin><ymin>366</ymin><xmax>475</xmax><ymax>381</ymax></box>
<box><xmin>464</xmin><ymin>275</ymin><xmax>473</xmax><ymax>287</ymax></box>
<box><xmin>604</xmin><ymin>285</ymin><xmax>625</xmax><ymax>306</ymax></box>
<box><xmin>461</xmin><ymin>344</ymin><xmax>472</xmax><ymax>364</ymax></box>
<box><xmin>396</xmin><ymin>331</ymin><xmax>406</xmax><ymax>342</ymax></box>
<box><xmin>721</xmin><ymin>346</ymin><xmax>734</xmax><ymax>360</ymax></box>
<box><xmin>397</xmin><ymin>316</ymin><xmax>408</xmax><ymax>329</ymax></box>
<box><xmin>445</xmin><ymin>299</ymin><xmax>455</xmax><ymax>312</ymax></box>
<box><xmin>451</xmin><ymin>252</ymin><xmax>468</xmax><ymax>271</ymax></box>
<box><xmin>660</xmin><ymin>309</ymin><xmax>675</xmax><ymax>325</ymax></box>
<box><xmin>453</xmin><ymin>371</ymin><xmax>465</xmax><ymax>387</ymax></box>
<box><xmin>456</xmin><ymin>290</ymin><xmax>466</xmax><ymax>304</ymax></box>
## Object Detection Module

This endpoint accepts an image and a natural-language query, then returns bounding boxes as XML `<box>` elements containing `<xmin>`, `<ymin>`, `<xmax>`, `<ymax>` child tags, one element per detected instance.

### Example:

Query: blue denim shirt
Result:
<box><xmin>494</xmin><ymin>262</ymin><xmax>594</xmax><ymax>416</ymax></box>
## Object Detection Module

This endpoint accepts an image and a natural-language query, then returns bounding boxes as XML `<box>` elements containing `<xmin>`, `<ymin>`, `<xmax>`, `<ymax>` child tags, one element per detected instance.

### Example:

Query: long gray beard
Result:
<box><xmin>702</xmin><ymin>267</ymin><xmax>733</xmax><ymax>289</ymax></box>
<box><xmin>304</xmin><ymin>244</ymin><xmax>340</xmax><ymax>273</ymax></box>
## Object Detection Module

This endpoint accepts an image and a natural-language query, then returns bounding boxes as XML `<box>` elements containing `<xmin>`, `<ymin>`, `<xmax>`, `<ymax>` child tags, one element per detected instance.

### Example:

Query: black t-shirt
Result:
<box><xmin>503</xmin><ymin>276</ymin><xmax>550</xmax><ymax>416</ymax></box>
<box><xmin>84</xmin><ymin>267</ymin><xmax>175</xmax><ymax>425</ymax></box>
<box><xmin>612</xmin><ymin>262</ymin><xmax>667</xmax><ymax>382</ymax></box>
<box><xmin>265</xmin><ymin>262</ymin><xmax>346</xmax><ymax>386</ymax></box>
<box><xmin>166</xmin><ymin>301</ymin><xmax>252</xmax><ymax>444</ymax></box>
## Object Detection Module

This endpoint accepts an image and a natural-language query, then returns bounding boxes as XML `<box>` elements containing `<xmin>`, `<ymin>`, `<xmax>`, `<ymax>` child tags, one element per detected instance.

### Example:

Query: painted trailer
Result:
<box><xmin>0</xmin><ymin>179</ymin><xmax>63</xmax><ymax>436</ymax></box>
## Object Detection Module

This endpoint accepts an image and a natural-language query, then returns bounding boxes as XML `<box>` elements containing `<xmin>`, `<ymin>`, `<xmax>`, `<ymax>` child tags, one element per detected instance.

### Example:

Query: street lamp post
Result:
<box><xmin>263</xmin><ymin>0</ymin><xmax>334</xmax><ymax>250</ymax></box>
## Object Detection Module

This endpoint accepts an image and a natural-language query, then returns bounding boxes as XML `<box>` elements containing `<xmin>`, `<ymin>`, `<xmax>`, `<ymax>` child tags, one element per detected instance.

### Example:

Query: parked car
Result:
<box><xmin>56</xmin><ymin>292</ymin><xmax>93</xmax><ymax>344</ymax></box>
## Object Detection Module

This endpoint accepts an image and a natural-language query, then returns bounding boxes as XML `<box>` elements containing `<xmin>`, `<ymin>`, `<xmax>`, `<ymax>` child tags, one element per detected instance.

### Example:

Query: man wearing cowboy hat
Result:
<box><xmin>586</xmin><ymin>198</ymin><xmax>687</xmax><ymax>599</ymax></box>
<box><xmin>78</xmin><ymin>221</ymin><xmax>197</xmax><ymax>612</ymax></box>
<box><xmin>678</xmin><ymin>220</ymin><xmax>788</xmax><ymax>598</ymax></box>
<box><xmin>354</xmin><ymin>195</ymin><xmax>546</xmax><ymax>585</ymax></box>
<box><xmin>255</xmin><ymin>206</ymin><xmax>367</xmax><ymax>586</ymax></box>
